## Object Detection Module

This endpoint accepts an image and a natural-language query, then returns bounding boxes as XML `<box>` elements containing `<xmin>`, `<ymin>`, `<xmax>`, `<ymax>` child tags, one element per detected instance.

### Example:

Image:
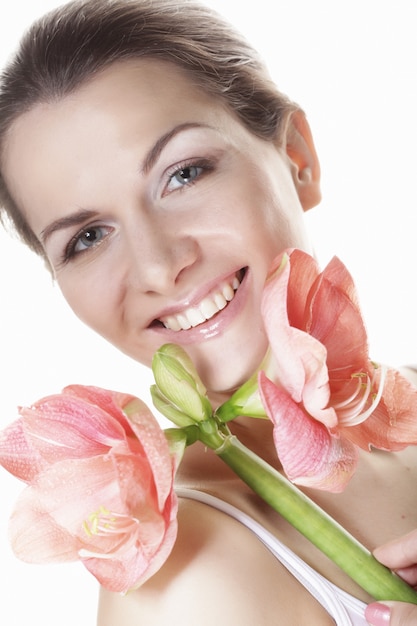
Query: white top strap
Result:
<box><xmin>176</xmin><ymin>488</ymin><xmax>368</xmax><ymax>625</ymax></box>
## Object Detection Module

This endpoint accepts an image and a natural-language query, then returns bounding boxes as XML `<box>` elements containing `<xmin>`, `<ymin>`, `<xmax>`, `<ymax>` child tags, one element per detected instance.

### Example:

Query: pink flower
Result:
<box><xmin>0</xmin><ymin>385</ymin><xmax>179</xmax><ymax>593</ymax></box>
<box><xmin>259</xmin><ymin>249</ymin><xmax>417</xmax><ymax>492</ymax></box>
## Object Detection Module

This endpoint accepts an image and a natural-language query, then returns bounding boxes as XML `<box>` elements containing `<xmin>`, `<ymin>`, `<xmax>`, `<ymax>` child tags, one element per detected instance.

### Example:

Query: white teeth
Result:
<box><xmin>163</xmin><ymin>315</ymin><xmax>182</xmax><ymax>332</ymax></box>
<box><xmin>176</xmin><ymin>314</ymin><xmax>191</xmax><ymax>330</ymax></box>
<box><xmin>159</xmin><ymin>272</ymin><xmax>242</xmax><ymax>331</ymax></box>
<box><xmin>214</xmin><ymin>293</ymin><xmax>227</xmax><ymax>310</ymax></box>
<box><xmin>222</xmin><ymin>283</ymin><xmax>234</xmax><ymax>301</ymax></box>
<box><xmin>200</xmin><ymin>297</ymin><xmax>220</xmax><ymax>319</ymax></box>
<box><xmin>186</xmin><ymin>308</ymin><xmax>206</xmax><ymax>328</ymax></box>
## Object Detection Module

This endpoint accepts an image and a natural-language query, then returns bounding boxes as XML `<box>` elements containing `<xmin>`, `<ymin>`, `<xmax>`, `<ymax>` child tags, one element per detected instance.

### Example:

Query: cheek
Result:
<box><xmin>222</xmin><ymin>173</ymin><xmax>296</xmax><ymax>242</ymax></box>
<box><xmin>256</xmin><ymin>189</ymin><xmax>312</xmax><ymax>259</ymax></box>
<box><xmin>58</xmin><ymin>272</ymin><xmax>120</xmax><ymax>337</ymax></box>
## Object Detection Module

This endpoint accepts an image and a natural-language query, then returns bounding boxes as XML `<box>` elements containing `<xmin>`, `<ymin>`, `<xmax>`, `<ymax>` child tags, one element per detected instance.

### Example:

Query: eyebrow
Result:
<box><xmin>40</xmin><ymin>208</ymin><xmax>99</xmax><ymax>245</ymax></box>
<box><xmin>40</xmin><ymin>122</ymin><xmax>213</xmax><ymax>244</ymax></box>
<box><xmin>141</xmin><ymin>122</ymin><xmax>213</xmax><ymax>174</ymax></box>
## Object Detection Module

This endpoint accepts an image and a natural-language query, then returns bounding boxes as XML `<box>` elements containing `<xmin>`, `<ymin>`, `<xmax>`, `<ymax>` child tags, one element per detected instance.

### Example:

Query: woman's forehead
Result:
<box><xmin>5</xmin><ymin>57</ymin><xmax>228</xmax><ymax>148</ymax></box>
<box><xmin>1</xmin><ymin>57</ymin><xmax>254</xmax><ymax>232</ymax></box>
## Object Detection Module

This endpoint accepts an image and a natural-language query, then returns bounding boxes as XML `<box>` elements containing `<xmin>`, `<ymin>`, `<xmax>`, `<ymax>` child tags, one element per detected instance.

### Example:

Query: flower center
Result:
<box><xmin>82</xmin><ymin>505</ymin><xmax>139</xmax><ymax>537</ymax></box>
<box><xmin>332</xmin><ymin>364</ymin><xmax>386</xmax><ymax>426</ymax></box>
<box><xmin>79</xmin><ymin>505</ymin><xmax>139</xmax><ymax>559</ymax></box>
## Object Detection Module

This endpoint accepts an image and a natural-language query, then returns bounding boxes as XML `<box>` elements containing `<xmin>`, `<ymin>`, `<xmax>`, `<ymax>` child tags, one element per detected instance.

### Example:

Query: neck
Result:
<box><xmin>229</xmin><ymin>416</ymin><xmax>281</xmax><ymax>465</ymax></box>
<box><xmin>176</xmin><ymin>414</ymin><xmax>283</xmax><ymax>489</ymax></box>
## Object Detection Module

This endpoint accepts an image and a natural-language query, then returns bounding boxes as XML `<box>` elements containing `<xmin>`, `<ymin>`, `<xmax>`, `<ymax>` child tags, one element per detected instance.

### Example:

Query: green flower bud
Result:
<box><xmin>152</xmin><ymin>344</ymin><xmax>212</xmax><ymax>424</ymax></box>
<box><xmin>216</xmin><ymin>371</ymin><xmax>267</xmax><ymax>422</ymax></box>
<box><xmin>216</xmin><ymin>350</ymin><xmax>278</xmax><ymax>422</ymax></box>
<box><xmin>150</xmin><ymin>385</ymin><xmax>196</xmax><ymax>428</ymax></box>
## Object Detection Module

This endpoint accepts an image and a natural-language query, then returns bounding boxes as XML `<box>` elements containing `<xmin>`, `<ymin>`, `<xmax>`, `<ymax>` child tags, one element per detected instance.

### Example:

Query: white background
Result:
<box><xmin>1</xmin><ymin>1</ymin><xmax>416</xmax><ymax>624</ymax></box>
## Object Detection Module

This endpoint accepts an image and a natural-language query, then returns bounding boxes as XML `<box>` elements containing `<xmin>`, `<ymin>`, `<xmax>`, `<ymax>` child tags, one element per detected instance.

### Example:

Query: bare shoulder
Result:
<box><xmin>97</xmin><ymin>497</ymin><xmax>334</xmax><ymax>625</ymax></box>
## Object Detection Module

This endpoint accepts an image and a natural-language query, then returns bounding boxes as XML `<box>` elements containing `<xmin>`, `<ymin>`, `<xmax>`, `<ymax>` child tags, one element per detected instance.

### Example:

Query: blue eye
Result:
<box><xmin>73</xmin><ymin>226</ymin><xmax>107</xmax><ymax>252</ymax></box>
<box><xmin>168</xmin><ymin>164</ymin><xmax>203</xmax><ymax>191</ymax></box>
<box><xmin>63</xmin><ymin>224</ymin><xmax>113</xmax><ymax>263</ymax></box>
<box><xmin>164</xmin><ymin>158</ymin><xmax>215</xmax><ymax>195</ymax></box>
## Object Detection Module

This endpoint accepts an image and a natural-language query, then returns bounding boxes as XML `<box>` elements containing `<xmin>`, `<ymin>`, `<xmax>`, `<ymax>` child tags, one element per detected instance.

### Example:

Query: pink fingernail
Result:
<box><xmin>365</xmin><ymin>602</ymin><xmax>391</xmax><ymax>625</ymax></box>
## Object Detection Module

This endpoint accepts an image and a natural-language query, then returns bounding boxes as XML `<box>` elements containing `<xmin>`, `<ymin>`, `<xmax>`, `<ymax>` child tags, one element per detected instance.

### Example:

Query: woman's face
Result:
<box><xmin>2</xmin><ymin>60</ymin><xmax>318</xmax><ymax>402</ymax></box>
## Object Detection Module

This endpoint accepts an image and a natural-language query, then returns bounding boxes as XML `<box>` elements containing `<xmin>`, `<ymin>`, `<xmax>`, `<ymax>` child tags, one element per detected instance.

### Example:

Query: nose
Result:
<box><xmin>125</xmin><ymin>216</ymin><xmax>199</xmax><ymax>295</ymax></box>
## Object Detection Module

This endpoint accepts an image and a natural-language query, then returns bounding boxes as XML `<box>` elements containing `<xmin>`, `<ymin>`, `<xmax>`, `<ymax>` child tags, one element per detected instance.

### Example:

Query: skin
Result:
<box><xmin>2</xmin><ymin>60</ymin><xmax>417</xmax><ymax>624</ymax></box>
<box><xmin>1</xmin><ymin>59</ymin><xmax>317</xmax><ymax>405</ymax></box>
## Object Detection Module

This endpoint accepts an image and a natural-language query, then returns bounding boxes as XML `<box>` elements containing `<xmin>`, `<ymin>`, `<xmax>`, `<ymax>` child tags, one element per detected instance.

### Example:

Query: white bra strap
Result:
<box><xmin>176</xmin><ymin>488</ymin><xmax>366</xmax><ymax>625</ymax></box>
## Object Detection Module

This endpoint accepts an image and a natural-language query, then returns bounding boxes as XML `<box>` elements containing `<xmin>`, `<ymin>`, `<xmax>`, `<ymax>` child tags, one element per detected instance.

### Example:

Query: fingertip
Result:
<box><xmin>365</xmin><ymin>602</ymin><xmax>391</xmax><ymax>625</ymax></box>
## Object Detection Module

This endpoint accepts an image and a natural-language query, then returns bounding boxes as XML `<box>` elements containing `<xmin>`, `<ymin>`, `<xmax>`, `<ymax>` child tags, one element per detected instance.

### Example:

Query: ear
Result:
<box><xmin>283</xmin><ymin>110</ymin><xmax>321</xmax><ymax>211</ymax></box>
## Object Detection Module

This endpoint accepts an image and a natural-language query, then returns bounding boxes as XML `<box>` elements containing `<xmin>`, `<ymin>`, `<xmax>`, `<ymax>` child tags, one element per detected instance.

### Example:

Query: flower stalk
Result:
<box><xmin>152</xmin><ymin>341</ymin><xmax>417</xmax><ymax>604</ymax></box>
<box><xmin>199</xmin><ymin>429</ymin><xmax>417</xmax><ymax>604</ymax></box>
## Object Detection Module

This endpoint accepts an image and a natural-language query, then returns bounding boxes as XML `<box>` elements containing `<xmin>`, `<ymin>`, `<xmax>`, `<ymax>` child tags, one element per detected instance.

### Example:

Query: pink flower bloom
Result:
<box><xmin>259</xmin><ymin>249</ymin><xmax>417</xmax><ymax>492</ymax></box>
<box><xmin>0</xmin><ymin>385</ymin><xmax>179</xmax><ymax>593</ymax></box>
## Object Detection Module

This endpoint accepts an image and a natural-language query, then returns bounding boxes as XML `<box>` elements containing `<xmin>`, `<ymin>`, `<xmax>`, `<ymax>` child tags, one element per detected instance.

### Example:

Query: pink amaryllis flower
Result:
<box><xmin>0</xmin><ymin>385</ymin><xmax>179</xmax><ymax>593</ymax></box>
<box><xmin>259</xmin><ymin>249</ymin><xmax>417</xmax><ymax>492</ymax></box>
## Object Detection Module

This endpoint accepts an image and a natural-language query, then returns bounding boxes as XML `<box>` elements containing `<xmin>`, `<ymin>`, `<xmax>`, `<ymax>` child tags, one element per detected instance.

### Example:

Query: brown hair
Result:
<box><xmin>0</xmin><ymin>0</ymin><xmax>299</xmax><ymax>261</ymax></box>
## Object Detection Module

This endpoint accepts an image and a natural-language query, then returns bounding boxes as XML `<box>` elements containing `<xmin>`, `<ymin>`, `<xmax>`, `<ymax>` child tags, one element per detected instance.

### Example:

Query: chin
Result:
<box><xmin>195</xmin><ymin>339</ymin><xmax>268</xmax><ymax>405</ymax></box>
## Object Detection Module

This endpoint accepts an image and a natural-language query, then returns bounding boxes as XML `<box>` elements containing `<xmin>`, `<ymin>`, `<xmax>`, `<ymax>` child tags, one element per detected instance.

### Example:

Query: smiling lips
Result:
<box><xmin>158</xmin><ymin>272</ymin><xmax>242</xmax><ymax>331</ymax></box>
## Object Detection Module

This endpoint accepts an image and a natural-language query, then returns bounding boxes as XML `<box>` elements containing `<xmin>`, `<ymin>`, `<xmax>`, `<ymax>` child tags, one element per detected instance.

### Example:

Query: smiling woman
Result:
<box><xmin>0</xmin><ymin>1</ymin><xmax>416</xmax><ymax>626</ymax></box>
<box><xmin>2</xmin><ymin>55</ymin><xmax>317</xmax><ymax>398</ymax></box>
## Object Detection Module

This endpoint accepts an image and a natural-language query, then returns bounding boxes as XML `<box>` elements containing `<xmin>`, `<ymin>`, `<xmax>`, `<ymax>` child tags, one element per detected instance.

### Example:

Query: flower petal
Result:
<box><xmin>83</xmin><ymin>511</ymin><xmax>178</xmax><ymax>592</ymax></box>
<box><xmin>10</xmin><ymin>485</ymin><xmax>80</xmax><ymax>563</ymax></box>
<box><xmin>12</xmin><ymin>457</ymin><xmax>120</xmax><ymax>548</ymax></box>
<box><xmin>285</xmin><ymin>248</ymin><xmax>321</xmax><ymax>329</ymax></box>
<box><xmin>259</xmin><ymin>372</ymin><xmax>358</xmax><ymax>492</ymax></box>
<box><xmin>0</xmin><ymin>419</ymin><xmax>45</xmax><ymax>481</ymax></box>
<box><xmin>262</xmin><ymin>253</ymin><xmax>336</xmax><ymax>427</ymax></box>
<box><xmin>63</xmin><ymin>385</ymin><xmax>137</xmax><ymax>437</ymax></box>
<box><xmin>123</xmin><ymin>397</ymin><xmax>177</xmax><ymax>511</ymax></box>
<box><xmin>64</xmin><ymin>385</ymin><xmax>175</xmax><ymax>510</ymax></box>
<box><xmin>82</xmin><ymin>487</ymin><xmax>178</xmax><ymax>593</ymax></box>
<box><xmin>307</xmin><ymin>256</ymin><xmax>369</xmax><ymax>377</ymax></box>
<box><xmin>262</xmin><ymin>253</ymin><xmax>309</xmax><ymax>402</ymax></box>
<box><xmin>19</xmin><ymin>393</ymin><xmax>128</xmax><ymax>462</ymax></box>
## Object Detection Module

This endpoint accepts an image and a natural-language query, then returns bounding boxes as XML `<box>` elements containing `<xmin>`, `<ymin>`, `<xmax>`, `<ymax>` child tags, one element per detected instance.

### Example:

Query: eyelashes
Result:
<box><xmin>164</xmin><ymin>157</ymin><xmax>215</xmax><ymax>195</ymax></box>
<box><xmin>162</xmin><ymin>158</ymin><xmax>215</xmax><ymax>196</ymax></box>
<box><xmin>61</xmin><ymin>224</ymin><xmax>114</xmax><ymax>265</ymax></box>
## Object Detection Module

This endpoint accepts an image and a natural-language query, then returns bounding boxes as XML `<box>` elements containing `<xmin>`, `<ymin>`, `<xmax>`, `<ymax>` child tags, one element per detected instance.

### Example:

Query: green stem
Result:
<box><xmin>205</xmin><ymin>432</ymin><xmax>417</xmax><ymax>604</ymax></box>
